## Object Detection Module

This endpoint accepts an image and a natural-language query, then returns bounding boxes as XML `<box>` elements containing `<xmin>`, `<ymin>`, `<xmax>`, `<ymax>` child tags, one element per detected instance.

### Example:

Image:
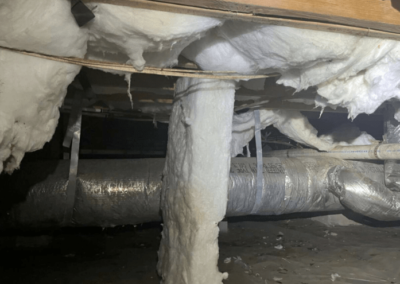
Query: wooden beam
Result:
<box><xmin>2</xmin><ymin>46</ymin><xmax>272</xmax><ymax>80</ymax></box>
<box><xmin>154</xmin><ymin>0</ymin><xmax>400</xmax><ymax>34</ymax></box>
<box><xmin>83</xmin><ymin>0</ymin><xmax>400</xmax><ymax>40</ymax></box>
<box><xmin>97</xmin><ymin>92</ymin><xmax>173</xmax><ymax>102</ymax></box>
<box><xmin>84</xmin><ymin>68</ymin><xmax>176</xmax><ymax>90</ymax></box>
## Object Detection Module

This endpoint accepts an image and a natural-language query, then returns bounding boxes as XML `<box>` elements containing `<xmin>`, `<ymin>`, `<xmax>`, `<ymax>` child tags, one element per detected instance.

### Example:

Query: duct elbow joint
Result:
<box><xmin>327</xmin><ymin>166</ymin><xmax>347</xmax><ymax>200</ymax></box>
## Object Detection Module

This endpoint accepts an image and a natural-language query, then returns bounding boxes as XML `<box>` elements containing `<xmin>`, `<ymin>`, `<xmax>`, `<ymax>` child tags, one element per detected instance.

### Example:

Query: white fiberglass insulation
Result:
<box><xmin>3</xmin><ymin>2</ymin><xmax>400</xmax><ymax>283</ymax></box>
<box><xmin>158</xmin><ymin>78</ymin><xmax>234</xmax><ymax>284</ymax></box>
<box><xmin>85</xmin><ymin>3</ymin><xmax>223</xmax><ymax>70</ymax></box>
<box><xmin>183</xmin><ymin>20</ymin><xmax>400</xmax><ymax>119</ymax></box>
<box><xmin>231</xmin><ymin>109</ymin><xmax>334</xmax><ymax>157</ymax></box>
<box><xmin>319</xmin><ymin>123</ymin><xmax>378</xmax><ymax>146</ymax></box>
<box><xmin>0</xmin><ymin>0</ymin><xmax>87</xmax><ymax>173</ymax></box>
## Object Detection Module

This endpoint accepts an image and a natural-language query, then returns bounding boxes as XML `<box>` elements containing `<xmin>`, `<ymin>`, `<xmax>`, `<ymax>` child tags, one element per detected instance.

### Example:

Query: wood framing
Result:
<box><xmin>83</xmin><ymin>0</ymin><xmax>400</xmax><ymax>40</ymax></box>
<box><xmin>155</xmin><ymin>0</ymin><xmax>400</xmax><ymax>33</ymax></box>
<box><xmin>0</xmin><ymin>46</ymin><xmax>273</xmax><ymax>80</ymax></box>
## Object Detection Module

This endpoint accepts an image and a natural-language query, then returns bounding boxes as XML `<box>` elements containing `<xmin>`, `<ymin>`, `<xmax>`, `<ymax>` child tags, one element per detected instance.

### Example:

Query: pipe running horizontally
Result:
<box><xmin>263</xmin><ymin>144</ymin><xmax>400</xmax><ymax>160</ymax></box>
<box><xmin>1</xmin><ymin>157</ymin><xmax>393</xmax><ymax>228</ymax></box>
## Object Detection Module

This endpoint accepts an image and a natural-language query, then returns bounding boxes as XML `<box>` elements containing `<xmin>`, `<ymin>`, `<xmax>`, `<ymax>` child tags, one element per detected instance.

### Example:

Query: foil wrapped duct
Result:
<box><xmin>228</xmin><ymin>157</ymin><xmax>382</xmax><ymax>216</ymax></box>
<box><xmin>0</xmin><ymin>158</ymin><xmax>384</xmax><ymax>228</ymax></box>
<box><xmin>328</xmin><ymin>166</ymin><xmax>400</xmax><ymax>221</ymax></box>
<box><xmin>2</xmin><ymin>159</ymin><xmax>164</xmax><ymax>228</ymax></box>
<box><xmin>1</xmin><ymin>161</ymin><xmax>72</xmax><ymax>228</ymax></box>
<box><xmin>74</xmin><ymin>159</ymin><xmax>164</xmax><ymax>226</ymax></box>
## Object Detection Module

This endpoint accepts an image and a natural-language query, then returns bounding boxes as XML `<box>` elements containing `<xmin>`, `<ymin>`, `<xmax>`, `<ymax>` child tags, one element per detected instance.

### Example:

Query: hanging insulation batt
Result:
<box><xmin>85</xmin><ymin>3</ymin><xmax>223</xmax><ymax>70</ymax></box>
<box><xmin>0</xmin><ymin>0</ymin><xmax>87</xmax><ymax>173</ymax></box>
<box><xmin>184</xmin><ymin>21</ymin><xmax>400</xmax><ymax>119</ymax></box>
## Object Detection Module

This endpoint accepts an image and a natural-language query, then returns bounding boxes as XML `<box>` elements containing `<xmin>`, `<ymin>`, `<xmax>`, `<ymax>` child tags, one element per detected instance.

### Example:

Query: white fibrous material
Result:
<box><xmin>231</xmin><ymin>109</ymin><xmax>333</xmax><ymax>157</ymax></box>
<box><xmin>219</xmin><ymin>22</ymin><xmax>359</xmax><ymax>74</ymax></box>
<box><xmin>231</xmin><ymin>111</ymin><xmax>378</xmax><ymax>157</ymax></box>
<box><xmin>86</xmin><ymin>3</ymin><xmax>223</xmax><ymax>70</ymax></box>
<box><xmin>315</xmin><ymin>47</ymin><xmax>400</xmax><ymax>118</ymax></box>
<box><xmin>183</xmin><ymin>21</ymin><xmax>359</xmax><ymax>75</ymax></box>
<box><xmin>0</xmin><ymin>0</ymin><xmax>87</xmax><ymax>173</ymax></box>
<box><xmin>231</xmin><ymin>110</ymin><xmax>279</xmax><ymax>156</ymax></box>
<box><xmin>3</xmin><ymin>3</ymin><xmax>400</xmax><ymax>282</ymax></box>
<box><xmin>0</xmin><ymin>0</ymin><xmax>87</xmax><ymax>57</ymax></box>
<box><xmin>393</xmin><ymin>102</ymin><xmax>400</xmax><ymax>122</ymax></box>
<box><xmin>272</xmin><ymin>111</ymin><xmax>335</xmax><ymax>150</ymax></box>
<box><xmin>183</xmin><ymin>21</ymin><xmax>400</xmax><ymax>119</ymax></box>
<box><xmin>159</xmin><ymin>78</ymin><xmax>234</xmax><ymax>284</ymax></box>
<box><xmin>320</xmin><ymin>123</ymin><xmax>378</xmax><ymax>146</ymax></box>
<box><xmin>183</xmin><ymin>21</ymin><xmax>400</xmax><ymax>152</ymax></box>
<box><xmin>182</xmin><ymin>32</ymin><xmax>255</xmax><ymax>74</ymax></box>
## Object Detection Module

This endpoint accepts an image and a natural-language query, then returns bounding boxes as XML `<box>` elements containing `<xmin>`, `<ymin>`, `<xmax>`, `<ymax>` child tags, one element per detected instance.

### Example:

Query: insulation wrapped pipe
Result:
<box><xmin>0</xmin><ymin>158</ymin><xmax>383</xmax><ymax>228</ymax></box>
<box><xmin>328</xmin><ymin>166</ymin><xmax>400</xmax><ymax>221</ymax></box>
<box><xmin>263</xmin><ymin>144</ymin><xmax>400</xmax><ymax>160</ymax></box>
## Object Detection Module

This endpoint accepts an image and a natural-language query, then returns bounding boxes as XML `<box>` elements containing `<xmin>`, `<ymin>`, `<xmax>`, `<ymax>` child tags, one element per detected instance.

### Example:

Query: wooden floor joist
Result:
<box><xmin>83</xmin><ymin>0</ymin><xmax>400</xmax><ymax>40</ymax></box>
<box><xmin>155</xmin><ymin>0</ymin><xmax>400</xmax><ymax>33</ymax></box>
<box><xmin>0</xmin><ymin>46</ymin><xmax>276</xmax><ymax>80</ymax></box>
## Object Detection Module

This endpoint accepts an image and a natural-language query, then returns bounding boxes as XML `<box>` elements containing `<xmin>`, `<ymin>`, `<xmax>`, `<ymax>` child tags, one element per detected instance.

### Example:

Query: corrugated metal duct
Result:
<box><xmin>0</xmin><ymin>158</ymin><xmax>385</xmax><ymax>228</ymax></box>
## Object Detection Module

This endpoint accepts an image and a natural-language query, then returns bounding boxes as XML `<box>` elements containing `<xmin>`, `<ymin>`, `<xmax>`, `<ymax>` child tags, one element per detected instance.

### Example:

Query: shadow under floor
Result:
<box><xmin>1</xmin><ymin>217</ymin><xmax>400</xmax><ymax>284</ymax></box>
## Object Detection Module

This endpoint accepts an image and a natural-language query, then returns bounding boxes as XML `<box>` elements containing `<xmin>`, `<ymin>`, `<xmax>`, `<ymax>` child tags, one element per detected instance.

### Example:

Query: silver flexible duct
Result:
<box><xmin>3</xmin><ymin>159</ymin><xmax>164</xmax><ymax>228</ymax></box>
<box><xmin>1</xmin><ymin>158</ymin><xmax>383</xmax><ymax>228</ymax></box>
<box><xmin>328</xmin><ymin>166</ymin><xmax>400</xmax><ymax>221</ymax></box>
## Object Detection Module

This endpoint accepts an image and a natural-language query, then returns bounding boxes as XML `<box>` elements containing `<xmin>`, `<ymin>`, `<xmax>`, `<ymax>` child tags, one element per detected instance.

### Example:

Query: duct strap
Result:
<box><xmin>63</xmin><ymin>92</ymin><xmax>83</xmax><ymax>225</ymax></box>
<box><xmin>251</xmin><ymin>110</ymin><xmax>264</xmax><ymax>213</ymax></box>
<box><xmin>384</xmin><ymin>104</ymin><xmax>400</xmax><ymax>191</ymax></box>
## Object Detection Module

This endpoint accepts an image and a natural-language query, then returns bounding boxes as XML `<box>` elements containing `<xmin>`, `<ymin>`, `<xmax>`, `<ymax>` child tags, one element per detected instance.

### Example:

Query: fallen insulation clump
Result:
<box><xmin>0</xmin><ymin>0</ymin><xmax>87</xmax><ymax>173</ymax></box>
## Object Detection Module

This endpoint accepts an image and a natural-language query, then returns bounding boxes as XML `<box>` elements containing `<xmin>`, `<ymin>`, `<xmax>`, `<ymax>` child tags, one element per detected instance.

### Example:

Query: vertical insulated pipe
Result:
<box><xmin>157</xmin><ymin>78</ymin><xmax>235</xmax><ymax>284</ymax></box>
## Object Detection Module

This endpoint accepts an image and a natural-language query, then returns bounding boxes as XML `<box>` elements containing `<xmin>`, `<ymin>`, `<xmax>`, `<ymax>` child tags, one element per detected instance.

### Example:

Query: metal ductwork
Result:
<box><xmin>0</xmin><ymin>157</ymin><xmax>388</xmax><ymax>228</ymax></box>
<box><xmin>328</xmin><ymin>166</ymin><xmax>400</xmax><ymax>221</ymax></box>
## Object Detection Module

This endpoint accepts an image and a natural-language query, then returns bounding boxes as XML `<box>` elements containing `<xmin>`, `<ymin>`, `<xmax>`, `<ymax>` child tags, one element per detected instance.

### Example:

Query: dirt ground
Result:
<box><xmin>1</xmin><ymin>216</ymin><xmax>400</xmax><ymax>284</ymax></box>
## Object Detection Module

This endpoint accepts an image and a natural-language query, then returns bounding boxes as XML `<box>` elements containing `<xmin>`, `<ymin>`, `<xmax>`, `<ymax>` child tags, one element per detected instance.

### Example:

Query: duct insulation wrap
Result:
<box><xmin>157</xmin><ymin>78</ymin><xmax>235</xmax><ymax>284</ymax></box>
<box><xmin>328</xmin><ymin>166</ymin><xmax>400</xmax><ymax>221</ymax></box>
<box><xmin>384</xmin><ymin>105</ymin><xmax>400</xmax><ymax>192</ymax></box>
<box><xmin>263</xmin><ymin>144</ymin><xmax>400</xmax><ymax>160</ymax></box>
<box><xmin>1</xmin><ymin>158</ymin><xmax>384</xmax><ymax>229</ymax></box>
